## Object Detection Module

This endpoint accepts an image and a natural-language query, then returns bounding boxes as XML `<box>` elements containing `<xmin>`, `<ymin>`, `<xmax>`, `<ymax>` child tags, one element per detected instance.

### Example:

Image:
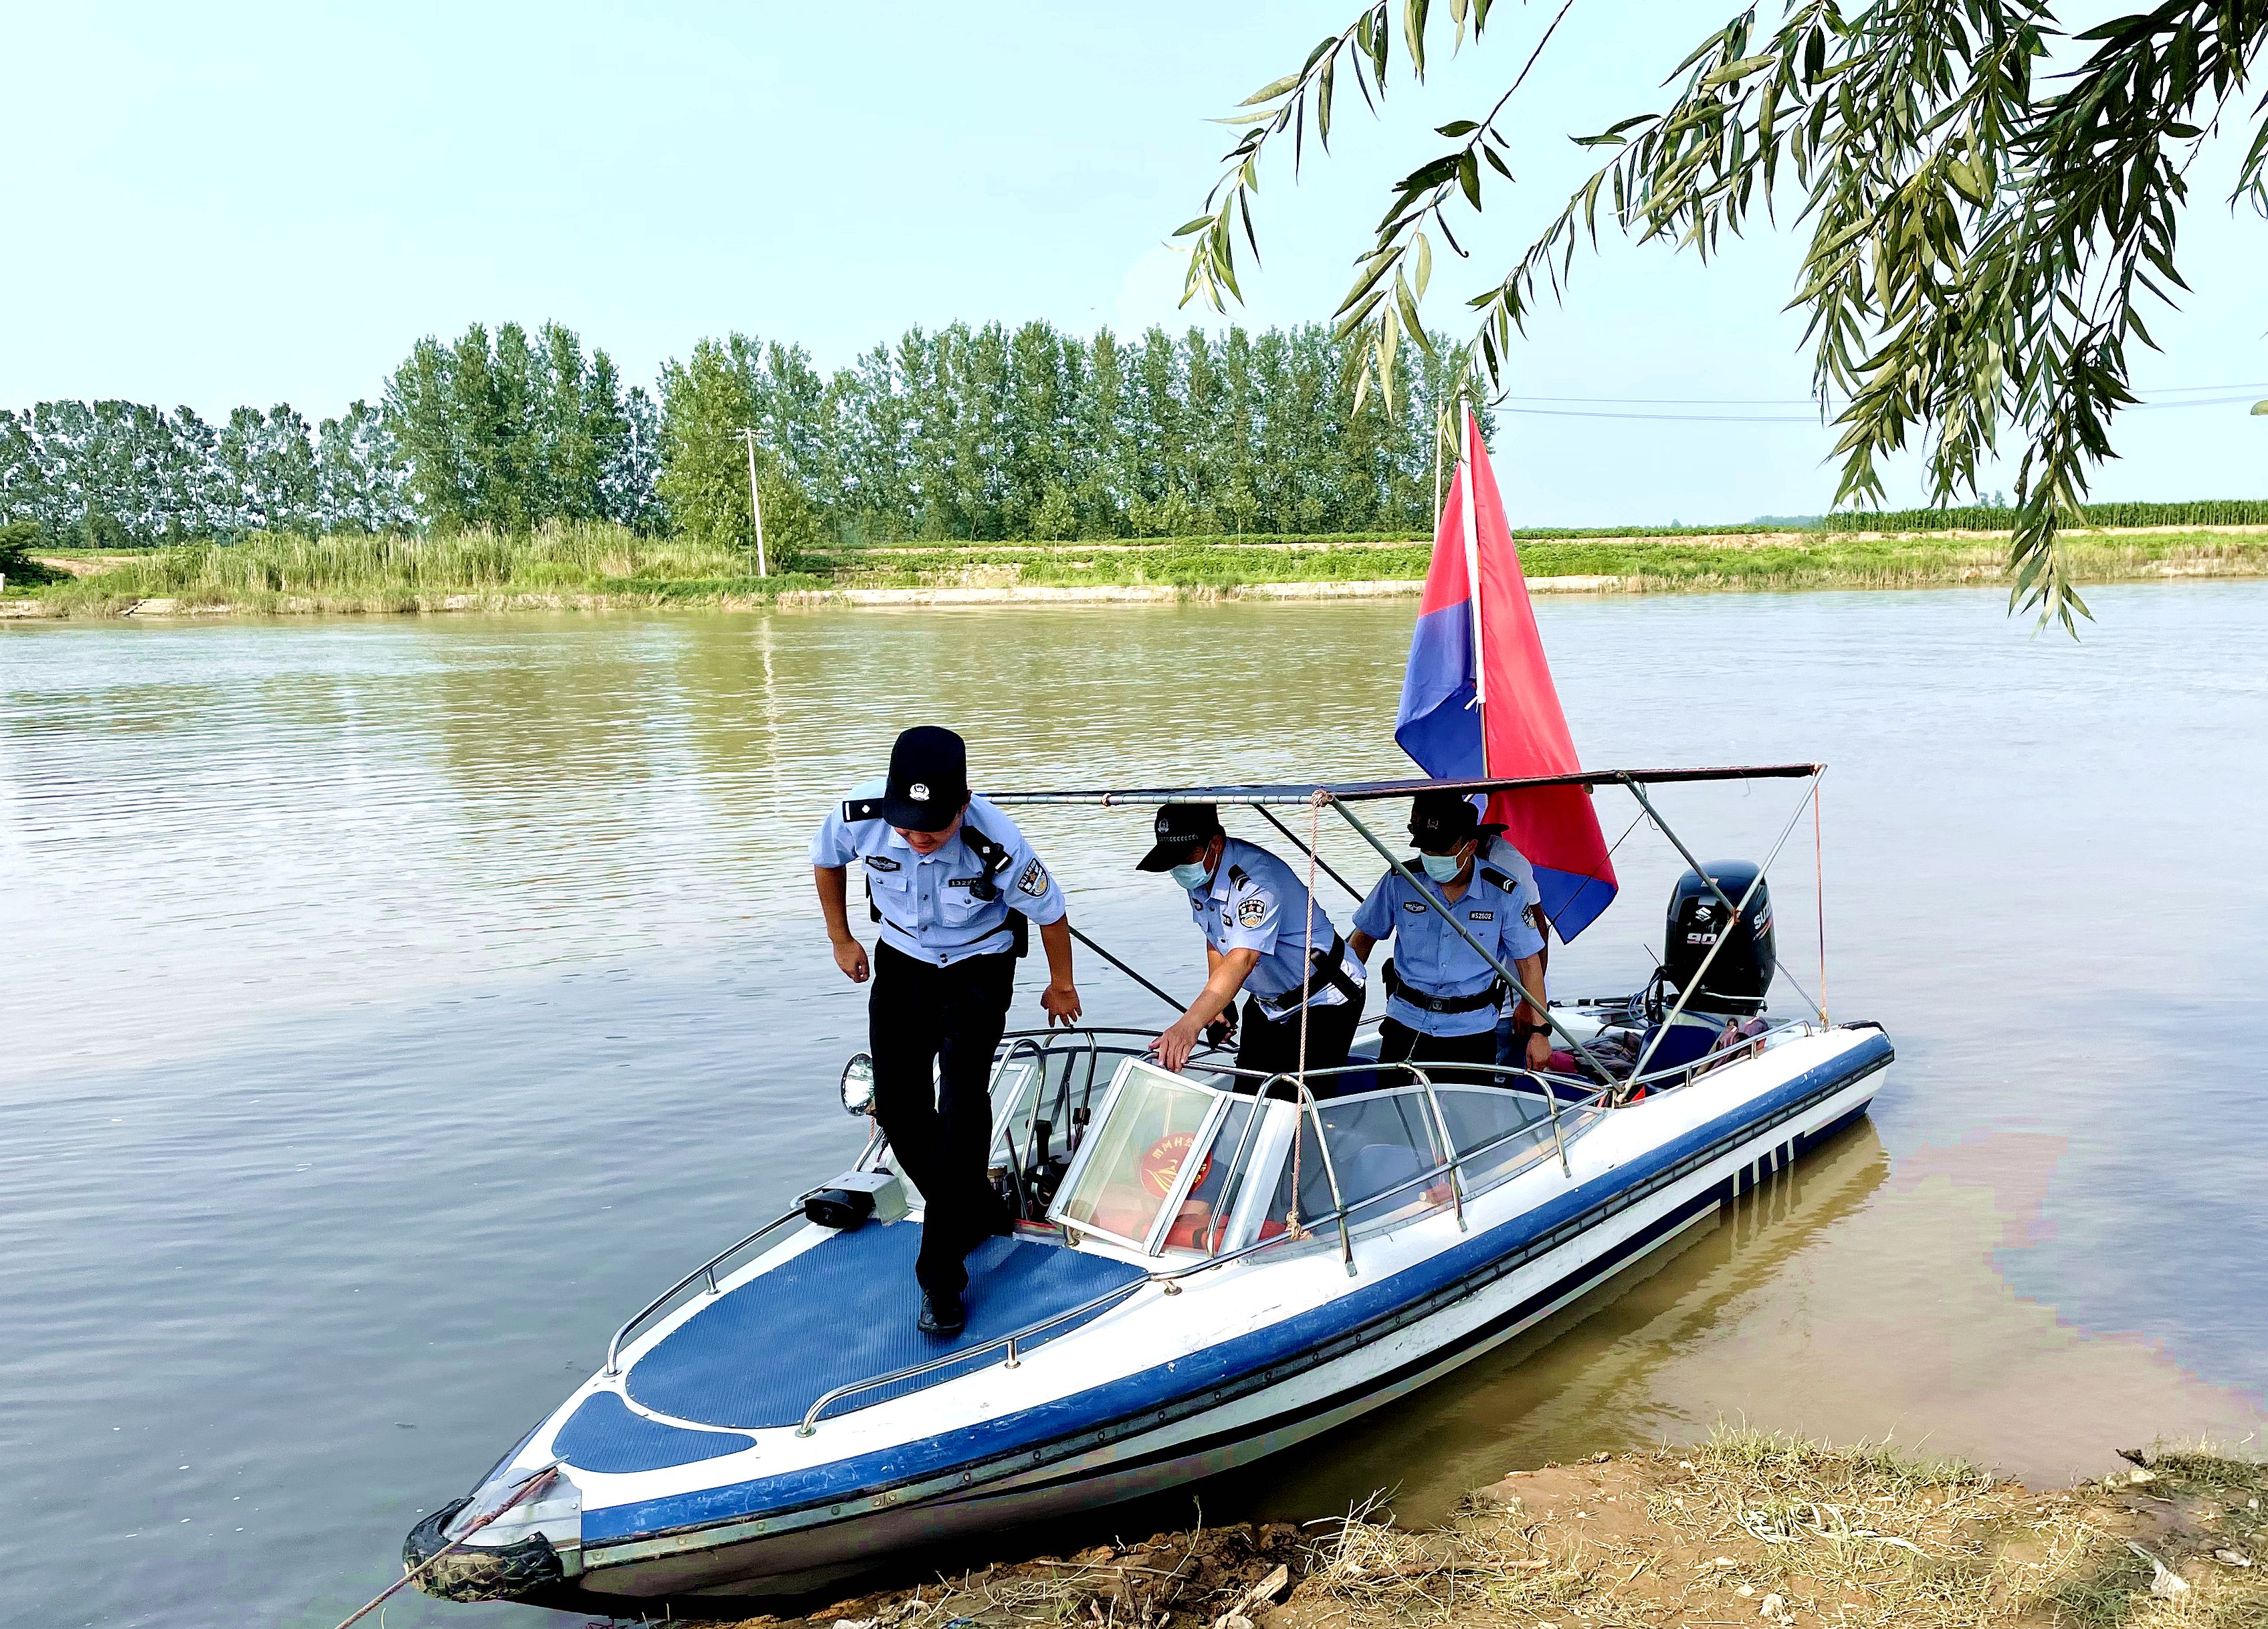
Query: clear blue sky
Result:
<box><xmin>6</xmin><ymin>1</ymin><xmax>2261</xmax><ymax>524</ymax></box>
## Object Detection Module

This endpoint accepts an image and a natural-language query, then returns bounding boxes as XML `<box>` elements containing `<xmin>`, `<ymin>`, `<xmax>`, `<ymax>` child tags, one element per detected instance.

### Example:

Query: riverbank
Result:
<box><xmin>701</xmin><ymin>1434</ymin><xmax>2263</xmax><ymax>1629</ymax></box>
<box><xmin>5</xmin><ymin>526</ymin><xmax>2265</xmax><ymax>619</ymax></box>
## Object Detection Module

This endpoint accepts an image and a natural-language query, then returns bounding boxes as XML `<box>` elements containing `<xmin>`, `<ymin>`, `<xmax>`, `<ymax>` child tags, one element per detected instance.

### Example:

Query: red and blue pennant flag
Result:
<box><xmin>1393</xmin><ymin>411</ymin><xmax>1618</xmax><ymax>940</ymax></box>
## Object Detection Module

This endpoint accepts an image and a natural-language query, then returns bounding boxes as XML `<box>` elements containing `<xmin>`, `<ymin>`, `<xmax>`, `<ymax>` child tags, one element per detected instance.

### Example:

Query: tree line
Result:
<box><xmin>0</xmin><ymin>318</ymin><xmax>1468</xmax><ymax>553</ymax></box>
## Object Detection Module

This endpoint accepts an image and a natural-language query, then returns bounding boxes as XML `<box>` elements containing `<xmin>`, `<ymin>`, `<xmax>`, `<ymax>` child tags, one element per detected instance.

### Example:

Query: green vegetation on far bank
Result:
<box><xmin>1822</xmin><ymin>498</ymin><xmax>2268</xmax><ymax>532</ymax></box>
<box><xmin>9</xmin><ymin>520</ymin><xmax>2267</xmax><ymax>619</ymax></box>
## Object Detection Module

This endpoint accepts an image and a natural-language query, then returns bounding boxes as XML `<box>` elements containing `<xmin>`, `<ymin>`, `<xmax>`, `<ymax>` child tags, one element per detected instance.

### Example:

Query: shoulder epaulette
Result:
<box><xmin>844</xmin><ymin>796</ymin><xmax>885</xmax><ymax>822</ymax></box>
<box><xmin>1227</xmin><ymin>863</ymin><xmax>1251</xmax><ymax>889</ymax></box>
<box><xmin>1479</xmin><ymin>866</ymin><xmax>1513</xmax><ymax>891</ymax></box>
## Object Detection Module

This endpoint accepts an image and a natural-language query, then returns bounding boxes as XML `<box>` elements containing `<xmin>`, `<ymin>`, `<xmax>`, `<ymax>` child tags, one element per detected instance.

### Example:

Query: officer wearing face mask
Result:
<box><xmin>1346</xmin><ymin>791</ymin><xmax>1549</xmax><ymax>1074</ymax></box>
<box><xmin>1139</xmin><ymin>802</ymin><xmax>1366</xmax><ymax>1091</ymax></box>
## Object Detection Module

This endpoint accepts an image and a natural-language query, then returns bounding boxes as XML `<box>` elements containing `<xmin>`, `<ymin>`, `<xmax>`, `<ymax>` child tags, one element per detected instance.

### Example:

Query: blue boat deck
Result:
<box><xmin>572</xmin><ymin>1222</ymin><xmax>1143</xmax><ymax>1462</ymax></box>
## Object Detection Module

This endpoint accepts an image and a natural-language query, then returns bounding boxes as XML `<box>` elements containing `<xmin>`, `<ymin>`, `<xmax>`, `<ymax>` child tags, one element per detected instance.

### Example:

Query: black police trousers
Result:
<box><xmin>869</xmin><ymin>940</ymin><xmax>1015</xmax><ymax>1302</ymax></box>
<box><xmin>1376</xmin><ymin>1017</ymin><xmax>1500</xmax><ymax>1078</ymax></box>
<box><xmin>1235</xmin><ymin>993</ymin><xmax>1360</xmax><ymax>1097</ymax></box>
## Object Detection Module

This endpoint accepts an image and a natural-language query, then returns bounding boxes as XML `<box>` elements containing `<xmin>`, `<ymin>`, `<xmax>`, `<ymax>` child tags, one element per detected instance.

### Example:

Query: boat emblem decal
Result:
<box><xmin>1140</xmin><ymin>1132</ymin><xmax>1209</xmax><ymax>1198</ymax></box>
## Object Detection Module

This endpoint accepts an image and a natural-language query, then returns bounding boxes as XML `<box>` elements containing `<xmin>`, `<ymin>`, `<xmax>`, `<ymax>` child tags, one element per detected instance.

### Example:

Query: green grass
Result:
<box><xmin>15</xmin><ymin>519</ymin><xmax>2267</xmax><ymax>618</ymax></box>
<box><xmin>1821</xmin><ymin>498</ymin><xmax>2268</xmax><ymax>532</ymax></box>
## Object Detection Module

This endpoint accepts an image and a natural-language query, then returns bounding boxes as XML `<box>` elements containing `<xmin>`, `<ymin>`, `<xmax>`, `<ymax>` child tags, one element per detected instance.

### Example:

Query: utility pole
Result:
<box><xmin>729</xmin><ymin>428</ymin><xmax>768</xmax><ymax>578</ymax></box>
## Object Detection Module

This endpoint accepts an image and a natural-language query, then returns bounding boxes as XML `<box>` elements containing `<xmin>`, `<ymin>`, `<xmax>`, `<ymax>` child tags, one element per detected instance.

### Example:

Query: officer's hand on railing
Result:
<box><xmin>1041</xmin><ymin>981</ymin><xmax>1084</xmax><ymax>1028</ymax></box>
<box><xmin>831</xmin><ymin>938</ymin><xmax>871</xmax><ymax>984</ymax></box>
<box><xmin>1152</xmin><ymin>1018</ymin><xmax>1203</xmax><ymax>1073</ymax></box>
<box><xmin>1524</xmin><ymin>1028</ymin><xmax>1553</xmax><ymax>1071</ymax></box>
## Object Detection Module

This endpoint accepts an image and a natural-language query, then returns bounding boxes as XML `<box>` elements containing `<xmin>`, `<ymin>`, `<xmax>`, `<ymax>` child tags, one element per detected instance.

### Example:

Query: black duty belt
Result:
<box><xmin>1257</xmin><ymin>934</ymin><xmax>1364</xmax><ymax>1016</ymax></box>
<box><xmin>1383</xmin><ymin>958</ymin><xmax>1507</xmax><ymax>1015</ymax></box>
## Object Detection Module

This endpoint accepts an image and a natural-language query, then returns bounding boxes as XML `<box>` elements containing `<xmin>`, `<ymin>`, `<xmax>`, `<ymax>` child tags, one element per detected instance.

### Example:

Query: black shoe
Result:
<box><xmin>918</xmin><ymin>1292</ymin><xmax>966</xmax><ymax>1337</ymax></box>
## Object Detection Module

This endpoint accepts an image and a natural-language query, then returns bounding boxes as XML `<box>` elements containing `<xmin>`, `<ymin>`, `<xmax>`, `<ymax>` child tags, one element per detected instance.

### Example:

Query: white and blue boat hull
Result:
<box><xmin>409</xmin><ymin>1023</ymin><xmax>1889</xmax><ymax>1607</ymax></box>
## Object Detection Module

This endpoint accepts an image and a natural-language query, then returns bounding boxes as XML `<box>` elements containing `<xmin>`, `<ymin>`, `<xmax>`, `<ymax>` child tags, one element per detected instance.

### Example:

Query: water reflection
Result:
<box><xmin>3</xmin><ymin>586</ymin><xmax>2264</xmax><ymax>1629</ymax></box>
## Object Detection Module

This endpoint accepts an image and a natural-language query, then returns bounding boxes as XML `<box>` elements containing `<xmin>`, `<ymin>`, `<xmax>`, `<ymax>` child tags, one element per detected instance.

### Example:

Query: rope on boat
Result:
<box><xmin>329</xmin><ymin>1463</ymin><xmax>558</xmax><ymax>1629</ymax></box>
<box><xmin>1285</xmin><ymin>793</ymin><xmax>1326</xmax><ymax>1239</ymax></box>
<box><xmin>1814</xmin><ymin>772</ymin><xmax>1829</xmax><ymax>1024</ymax></box>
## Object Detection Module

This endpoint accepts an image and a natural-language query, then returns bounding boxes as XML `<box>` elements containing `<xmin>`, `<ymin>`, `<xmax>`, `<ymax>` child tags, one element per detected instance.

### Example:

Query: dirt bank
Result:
<box><xmin>690</xmin><ymin>1436</ymin><xmax>2263</xmax><ymax>1629</ymax></box>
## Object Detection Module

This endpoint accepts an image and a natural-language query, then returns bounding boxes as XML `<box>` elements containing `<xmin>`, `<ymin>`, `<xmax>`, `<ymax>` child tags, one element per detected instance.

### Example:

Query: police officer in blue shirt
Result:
<box><xmin>1139</xmin><ymin>803</ymin><xmax>1366</xmax><ymax>1091</ymax></box>
<box><xmin>1477</xmin><ymin>832</ymin><xmax>1554</xmax><ymax>1068</ymax></box>
<box><xmin>811</xmin><ymin>726</ymin><xmax>1082</xmax><ymax>1336</ymax></box>
<box><xmin>1347</xmin><ymin>792</ymin><xmax>1550</xmax><ymax>1075</ymax></box>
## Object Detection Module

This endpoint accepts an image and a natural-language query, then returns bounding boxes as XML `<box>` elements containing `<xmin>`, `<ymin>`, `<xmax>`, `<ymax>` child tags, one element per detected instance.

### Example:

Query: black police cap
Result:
<box><xmin>1408</xmin><ymin>790</ymin><xmax>1484</xmax><ymax>849</ymax></box>
<box><xmin>1136</xmin><ymin>802</ymin><xmax>1224</xmax><ymax>871</ymax></box>
<box><xmin>844</xmin><ymin>725</ymin><xmax>971</xmax><ymax>833</ymax></box>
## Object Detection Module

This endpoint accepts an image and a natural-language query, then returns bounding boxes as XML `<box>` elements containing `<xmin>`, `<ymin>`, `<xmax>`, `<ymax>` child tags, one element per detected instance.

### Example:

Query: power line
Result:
<box><xmin>1494</xmin><ymin>393</ymin><xmax>2266</xmax><ymax>424</ymax></box>
<box><xmin>1496</xmin><ymin>379</ymin><xmax>2268</xmax><ymax>406</ymax></box>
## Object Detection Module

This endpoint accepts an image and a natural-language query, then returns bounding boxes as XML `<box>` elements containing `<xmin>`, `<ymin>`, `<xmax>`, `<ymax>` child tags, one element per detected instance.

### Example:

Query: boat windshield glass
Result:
<box><xmin>1052</xmin><ymin>1061</ymin><xmax>1223</xmax><ymax>1251</ymax></box>
<box><xmin>1433</xmin><ymin>1084</ymin><xmax>1564</xmax><ymax>1192</ymax></box>
<box><xmin>1269</xmin><ymin>1088</ymin><xmax>1454</xmax><ymax>1234</ymax></box>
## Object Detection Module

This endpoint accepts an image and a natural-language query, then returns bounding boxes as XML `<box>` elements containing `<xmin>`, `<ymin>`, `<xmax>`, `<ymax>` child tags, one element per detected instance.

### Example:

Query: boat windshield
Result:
<box><xmin>1051</xmin><ymin>1061</ymin><xmax>1227</xmax><ymax>1252</ymax></box>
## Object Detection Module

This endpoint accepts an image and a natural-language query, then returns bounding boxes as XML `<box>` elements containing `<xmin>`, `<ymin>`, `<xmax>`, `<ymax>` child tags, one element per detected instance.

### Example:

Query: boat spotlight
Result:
<box><xmin>840</xmin><ymin>1052</ymin><xmax>877</xmax><ymax>1117</ymax></box>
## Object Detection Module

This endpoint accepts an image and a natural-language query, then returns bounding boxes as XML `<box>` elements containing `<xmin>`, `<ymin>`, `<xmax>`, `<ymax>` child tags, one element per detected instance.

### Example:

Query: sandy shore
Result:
<box><xmin>692</xmin><ymin>1436</ymin><xmax>2263</xmax><ymax>1629</ymax></box>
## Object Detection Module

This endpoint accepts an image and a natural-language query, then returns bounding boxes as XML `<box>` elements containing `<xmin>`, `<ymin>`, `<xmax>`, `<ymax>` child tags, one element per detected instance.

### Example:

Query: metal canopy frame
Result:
<box><xmin>997</xmin><ymin>760</ymin><xmax>1831</xmax><ymax>1141</ymax></box>
<box><xmin>989</xmin><ymin>764</ymin><xmax>1822</xmax><ymax>808</ymax></box>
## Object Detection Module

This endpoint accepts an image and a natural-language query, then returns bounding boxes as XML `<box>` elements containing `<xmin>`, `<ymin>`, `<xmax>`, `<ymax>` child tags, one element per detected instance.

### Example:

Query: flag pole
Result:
<box><xmin>1459</xmin><ymin>405</ymin><xmax>1487</xmax><ymax>765</ymax></box>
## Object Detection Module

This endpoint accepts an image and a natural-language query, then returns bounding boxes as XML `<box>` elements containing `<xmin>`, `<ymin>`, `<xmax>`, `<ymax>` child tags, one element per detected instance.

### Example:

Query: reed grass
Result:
<box><xmin>16</xmin><ymin>522</ymin><xmax>2267</xmax><ymax>618</ymax></box>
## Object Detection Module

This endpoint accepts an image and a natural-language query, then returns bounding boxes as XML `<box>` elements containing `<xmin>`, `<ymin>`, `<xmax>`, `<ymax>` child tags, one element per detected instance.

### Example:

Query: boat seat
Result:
<box><xmin>623</xmin><ymin>1222</ymin><xmax>1146</xmax><ymax>1430</ymax></box>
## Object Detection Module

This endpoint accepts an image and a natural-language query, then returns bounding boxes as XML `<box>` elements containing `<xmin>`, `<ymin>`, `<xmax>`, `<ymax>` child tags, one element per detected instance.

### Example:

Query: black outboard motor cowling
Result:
<box><xmin>1663</xmin><ymin>861</ymin><xmax>1775</xmax><ymax>1016</ymax></box>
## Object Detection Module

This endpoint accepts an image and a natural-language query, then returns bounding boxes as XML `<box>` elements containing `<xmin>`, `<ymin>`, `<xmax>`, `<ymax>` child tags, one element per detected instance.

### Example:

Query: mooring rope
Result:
<box><xmin>329</xmin><ymin>1464</ymin><xmax>558</xmax><ymax>1629</ymax></box>
<box><xmin>1813</xmin><ymin>774</ymin><xmax>1829</xmax><ymax>1024</ymax></box>
<box><xmin>1285</xmin><ymin>792</ymin><xmax>1326</xmax><ymax>1239</ymax></box>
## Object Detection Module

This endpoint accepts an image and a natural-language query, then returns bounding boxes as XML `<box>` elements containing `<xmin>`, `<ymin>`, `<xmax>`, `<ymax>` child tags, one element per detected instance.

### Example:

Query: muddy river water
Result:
<box><xmin>3</xmin><ymin>584</ymin><xmax>2264</xmax><ymax>1628</ymax></box>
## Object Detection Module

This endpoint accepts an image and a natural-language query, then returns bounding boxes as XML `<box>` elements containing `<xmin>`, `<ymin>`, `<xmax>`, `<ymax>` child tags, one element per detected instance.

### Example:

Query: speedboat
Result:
<box><xmin>404</xmin><ymin>766</ymin><xmax>1891</xmax><ymax>1611</ymax></box>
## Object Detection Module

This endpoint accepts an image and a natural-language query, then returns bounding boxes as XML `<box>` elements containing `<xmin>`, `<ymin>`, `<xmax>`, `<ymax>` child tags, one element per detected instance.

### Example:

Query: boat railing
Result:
<box><xmin>621</xmin><ymin>1016</ymin><xmax>1822</xmax><ymax>1409</ymax></box>
<box><xmin>789</xmin><ymin>1021</ymin><xmax>1832</xmax><ymax>1429</ymax></box>
<box><xmin>793</xmin><ymin>1065</ymin><xmax>1601</xmax><ymax>1434</ymax></box>
<box><xmin>600</xmin><ymin>1129</ymin><xmax>888</xmax><ymax>1378</ymax></box>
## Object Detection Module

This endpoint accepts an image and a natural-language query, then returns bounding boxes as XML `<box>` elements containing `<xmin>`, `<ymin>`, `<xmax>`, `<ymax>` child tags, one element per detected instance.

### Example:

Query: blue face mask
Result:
<box><xmin>1419</xmin><ymin>850</ymin><xmax>1467</xmax><ymax>883</ymax></box>
<box><xmin>1169</xmin><ymin>859</ymin><xmax>1213</xmax><ymax>891</ymax></box>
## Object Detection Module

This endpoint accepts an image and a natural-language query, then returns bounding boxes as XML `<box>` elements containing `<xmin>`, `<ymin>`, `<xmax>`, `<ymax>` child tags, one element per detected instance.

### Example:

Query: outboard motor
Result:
<box><xmin>1663</xmin><ymin>860</ymin><xmax>1775</xmax><ymax>1017</ymax></box>
<box><xmin>1627</xmin><ymin>862</ymin><xmax>1776</xmax><ymax>1091</ymax></box>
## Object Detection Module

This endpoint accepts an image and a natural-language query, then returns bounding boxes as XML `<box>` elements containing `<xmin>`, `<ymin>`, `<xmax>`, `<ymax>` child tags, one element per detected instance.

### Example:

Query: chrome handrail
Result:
<box><xmin>759</xmin><ymin>1019</ymin><xmax>1821</xmax><ymax>1423</ymax></box>
<box><xmin>791</xmin><ymin>1083</ymin><xmax>1589</xmax><ymax>1435</ymax></box>
<box><xmin>605</xmin><ymin>1205</ymin><xmax>809</xmax><ymax>1377</ymax></box>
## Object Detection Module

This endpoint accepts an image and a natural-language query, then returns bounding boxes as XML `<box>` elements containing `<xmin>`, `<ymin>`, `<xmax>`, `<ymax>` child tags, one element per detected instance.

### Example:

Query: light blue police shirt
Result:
<box><xmin>1352</xmin><ymin>861</ymin><xmax>1544</xmax><ymax>1037</ymax></box>
<box><xmin>1188</xmin><ymin>837</ymin><xmax>1363</xmax><ymax>1011</ymax></box>
<box><xmin>810</xmin><ymin>782</ymin><xmax>1067</xmax><ymax>967</ymax></box>
<box><xmin>1481</xmin><ymin>835</ymin><xmax>1545</xmax><ymax>938</ymax></box>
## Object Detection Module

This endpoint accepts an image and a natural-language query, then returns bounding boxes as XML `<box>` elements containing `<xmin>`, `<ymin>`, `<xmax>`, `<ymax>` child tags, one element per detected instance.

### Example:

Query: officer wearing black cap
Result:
<box><xmin>1139</xmin><ymin>803</ymin><xmax>1366</xmax><ymax>1090</ymax></box>
<box><xmin>1347</xmin><ymin>791</ymin><xmax>1550</xmax><ymax>1074</ymax></box>
<box><xmin>811</xmin><ymin>726</ymin><xmax>1082</xmax><ymax>1337</ymax></box>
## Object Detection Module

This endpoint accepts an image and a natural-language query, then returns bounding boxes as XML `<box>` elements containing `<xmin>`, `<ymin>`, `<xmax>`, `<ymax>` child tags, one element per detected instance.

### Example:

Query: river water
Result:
<box><xmin>3</xmin><ymin>586</ymin><xmax>2265</xmax><ymax>1629</ymax></box>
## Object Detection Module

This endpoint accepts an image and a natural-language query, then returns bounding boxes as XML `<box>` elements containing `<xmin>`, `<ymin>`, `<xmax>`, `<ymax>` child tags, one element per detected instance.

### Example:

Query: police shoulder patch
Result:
<box><xmin>1237</xmin><ymin>895</ymin><xmax>1269</xmax><ymax>929</ymax></box>
<box><xmin>1016</xmin><ymin>858</ymin><xmax>1048</xmax><ymax>897</ymax></box>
